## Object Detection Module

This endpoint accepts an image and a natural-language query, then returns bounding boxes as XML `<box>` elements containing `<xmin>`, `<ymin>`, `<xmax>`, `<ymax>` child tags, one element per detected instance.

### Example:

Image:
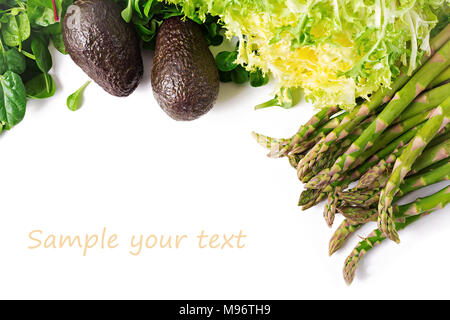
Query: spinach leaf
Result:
<box><xmin>67</xmin><ymin>81</ymin><xmax>91</xmax><ymax>111</ymax></box>
<box><xmin>4</xmin><ymin>48</ymin><xmax>27</xmax><ymax>74</ymax></box>
<box><xmin>0</xmin><ymin>71</ymin><xmax>27</xmax><ymax>129</ymax></box>
<box><xmin>31</xmin><ymin>36</ymin><xmax>53</xmax><ymax>73</ymax></box>
<box><xmin>27</xmin><ymin>2</ymin><xmax>55</xmax><ymax>27</ymax></box>
<box><xmin>51</xmin><ymin>33</ymin><xmax>66</xmax><ymax>54</ymax></box>
<box><xmin>25</xmin><ymin>72</ymin><xmax>55</xmax><ymax>99</ymax></box>
<box><xmin>0</xmin><ymin>52</ymin><xmax>6</xmax><ymax>75</ymax></box>
<box><xmin>43</xmin><ymin>23</ymin><xmax>67</xmax><ymax>54</ymax></box>
<box><xmin>27</xmin><ymin>0</ymin><xmax>72</xmax><ymax>30</ymax></box>
<box><xmin>1</xmin><ymin>12</ymin><xmax>31</xmax><ymax>48</ymax></box>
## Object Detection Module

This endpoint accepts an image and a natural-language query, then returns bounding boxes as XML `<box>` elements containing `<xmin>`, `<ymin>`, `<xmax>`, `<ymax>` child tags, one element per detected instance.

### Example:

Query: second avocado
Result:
<box><xmin>152</xmin><ymin>17</ymin><xmax>220</xmax><ymax>121</ymax></box>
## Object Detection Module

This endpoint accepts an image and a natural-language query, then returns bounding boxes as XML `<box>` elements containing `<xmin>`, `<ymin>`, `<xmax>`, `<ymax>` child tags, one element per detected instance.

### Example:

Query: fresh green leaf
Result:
<box><xmin>67</xmin><ymin>81</ymin><xmax>91</xmax><ymax>111</ymax></box>
<box><xmin>31</xmin><ymin>37</ymin><xmax>53</xmax><ymax>73</ymax></box>
<box><xmin>1</xmin><ymin>12</ymin><xmax>31</xmax><ymax>48</ymax></box>
<box><xmin>143</xmin><ymin>0</ymin><xmax>154</xmax><ymax>17</ymax></box>
<box><xmin>249</xmin><ymin>68</ymin><xmax>269</xmax><ymax>87</ymax></box>
<box><xmin>0</xmin><ymin>71</ymin><xmax>27</xmax><ymax>129</ymax></box>
<box><xmin>43</xmin><ymin>23</ymin><xmax>67</xmax><ymax>54</ymax></box>
<box><xmin>215</xmin><ymin>51</ymin><xmax>238</xmax><ymax>72</ymax></box>
<box><xmin>122</xmin><ymin>0</ymin><xmax>134</xmax><ymax>23</ymax></box>
<box><xmin>50</xmin><ymin>33</ymin><xmax>66</xmax><ymax>54</ymax></box>
<box><xmin>27</xmin><ymin>2</ymin><xmax>55</xmax><ymax>27</ymax></box>
<box><xmin>219</xmin><ymin>70</ymin><xmax>232</xmax><ymax>83</ymax></box>
<box><xmin>3</xmin><ymin>48</ymin><xmax>26</xmax><ymax>74</ymax></box>
<box><xmin>231</xmin><ymin>65</ymin><xmax>249</xmax><ymax>84</ymax></box>
<box><xmin>25</xmin><ymin>73</ymin><xmax>55</xmax><ymax>99</ymax></box>
<box><xmin>0</xmin><ymin>51</ymin><xmax>6</xmax><ymax>75</ymax></box>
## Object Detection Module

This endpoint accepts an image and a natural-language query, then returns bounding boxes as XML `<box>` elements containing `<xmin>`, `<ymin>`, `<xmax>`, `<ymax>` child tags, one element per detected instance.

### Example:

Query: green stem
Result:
<box><xmin>21</xmin><ymin>50</ymin><xmax>36</xmax><ymax>60</ymax></box>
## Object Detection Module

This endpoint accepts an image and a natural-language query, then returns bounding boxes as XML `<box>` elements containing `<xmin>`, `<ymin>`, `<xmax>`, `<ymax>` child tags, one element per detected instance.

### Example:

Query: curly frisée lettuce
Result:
<box><xmin>163</xmin><ymin>0</ymin><xmax>447</xmax><ymax>110</ymax></box>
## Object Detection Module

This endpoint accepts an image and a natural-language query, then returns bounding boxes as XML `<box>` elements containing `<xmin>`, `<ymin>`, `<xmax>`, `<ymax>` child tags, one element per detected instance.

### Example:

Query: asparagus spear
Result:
<box><xmin>409</xmin><ymin>138</ymin><xmax>450</xmax><ymax>174</ymax></box>
<box><xmin>269</xmin><ymin>106</ymin><xmax>340</xmax><ymax>157</ymax></box>
<box><xmin>378</xmin><ymin>97</ymin><xmax>450</xmax><ymax>242</ymax></box>
<box><xmin>253</xmin><ymin>109</ymin><xmax>345</xmax><ymax>155</ymax></box>
<box><xmin>286</xmin><ymin>106</ymin><xmax>341</xmax><ymax>149</ymax></box>
<box><xmin>290</xmin><ymin>113</ymin><xmax>348</xmax><ymax>155</ymax></box>
<box><xmin>307</xmin><ymin>41</ymin><xmax>450</xmax><ymax>190</ymax></box>
<box><xmin>344</xmin><ymin>213</ymin><xmax>425</xmax><ymax>285</ymax></box>
<box><xmin>343</xmin><ymin>185</ymin><xmax>450</xmax><ymax>284</ymax></box>
<box><xmin>400</xmin><ymin>160</ymin><xmax>450</xmax><ymax>192</ymax></box>
<box><xmin>298</xmin><ymin>188</ymin><xmax>328</xmax><ymax>210</ymax></box>
<box><xmin>349</xmin><ymin>110</ymin><xmax>434</xmax><ymax>170</ymax></box>
<box><xmin>395</xmin><ymin>83</ymin><xmax>450</xmax><ymax>123</ymax></box>
<box><xmin>252</xmin><ymin>132</ymin><xmax>289</xmax><ymax>151</ymax></box>
<box><xmin>357</xmin><ymin>157</ymin><xmax>395</xmax><ymax>190</ymax></box>
<box><xmin>323</xmin><ymin>187</ymin><xmax>341</xmax><ymax>227</ymax></box>
<box><xmin>329</xmin><ymin>219</ymin><xmax>362</xmax><ymax>256</ymax></box>
<box><xmin>358</xmin><ymin>133</ymin><xmax>449</xmax><ymax>189</ymax></box>
<box><xmin>297</xmin><ymin>26</ymin><xmax>450</xmax><ymax>177</ymax></box>
<box><xmin>425</xmin><ymin>127</ymin><xmax>450</xmax><ymax>149</ymax></box>
<box><xmin>288</xmin><ymin>154</ymin><xmax>303</xmax><ymax>169</ymax></box>
<box><xmin>347</xmin><ymin>125</ymin><xmax>423</xmax><ymax>181</ymax></box>
<box><xmin>428</xmin><ymin>66</ymin><xmax>450</xmax><ymax>88</ymax></box>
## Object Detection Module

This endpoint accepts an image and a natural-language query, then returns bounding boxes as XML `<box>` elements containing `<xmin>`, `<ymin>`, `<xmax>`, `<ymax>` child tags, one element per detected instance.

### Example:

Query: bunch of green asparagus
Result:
<box><xmin>253</xmin><ymin>23</ymin><xmax>450</xmax><ymax>285</ymax></box>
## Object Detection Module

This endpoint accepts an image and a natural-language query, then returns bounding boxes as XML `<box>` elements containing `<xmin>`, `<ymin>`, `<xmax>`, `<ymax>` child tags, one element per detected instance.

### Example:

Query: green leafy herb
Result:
<box><xmin>121</xmin><ymin>0</ymin><xmax>134</xmax><ymax>23</ymax></box>
<box><xmin>1</xmin><ymin>11</ymin><xmax>31</xmax><ymax>49</ymax></box>
<box><xmin>67</xmin><ymin>81</ymin><xmax>91</xmax><ymax>111</ymax></box>
<box><xmin>249</xmin><ymin>68</ymin><xmax>269</xmax><ymax>87</ymax></box>
<box><xmin>0</xmin><ymin>48</ymin><xmax>26</xmax><ymax>75</ymax></box>
<box><xmin>31</xmin><ymin>36</ymin><xmax>53</xmax><ymax>73</ymax></box>
<box><xmin>0</xmin><ymin>71</ymin><xmax>27</xmax><ymax>129</ymax></box>
<box><xmin>219</xmin><ymin>70</ymin><xmax>232</xmax><ymax>83</ymax></box>
<box><xmin>215</xmin><ymin>51</ymin><xmax>238</xmax><ymax>72</ymax></box>
<box><xmin>25</xmin><ymin>72</ymin><xmax>55</xmax><ymax>99</ymax></box>
<box><xmin>231</xmin><ymin>65</ymin><xmax>248</xmax><ymax>84</ymax></box>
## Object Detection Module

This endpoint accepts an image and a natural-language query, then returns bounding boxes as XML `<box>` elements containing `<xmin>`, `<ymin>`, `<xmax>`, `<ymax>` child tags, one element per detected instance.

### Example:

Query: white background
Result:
<box><xmin>0</xmin><ymin>45</ymin><xmax>449</xmax><ymax>300</ymax></box>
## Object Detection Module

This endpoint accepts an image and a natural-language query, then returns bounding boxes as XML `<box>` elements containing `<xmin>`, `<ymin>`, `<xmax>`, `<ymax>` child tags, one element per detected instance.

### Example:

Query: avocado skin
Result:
<box><xmin>63</xmin><ymin>0</ymin><xmax>143</xmax><ymax>97</ymax></box>
<box><xmin>151</xmin><ymin>17</ymin><xmax>219</xmax><ymax>121</ymax></box>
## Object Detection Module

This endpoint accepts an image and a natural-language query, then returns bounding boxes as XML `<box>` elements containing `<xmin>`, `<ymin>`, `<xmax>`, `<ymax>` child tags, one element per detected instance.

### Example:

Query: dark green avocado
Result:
<box><xmin>62</xmin><ymin>0</ymin><xmax>143</xmax><ymax>97</ymax></box>
<box><xmin>151</xmin><ymin>17</ymin><xmax>220</xmax><ymax>121</ymax></box>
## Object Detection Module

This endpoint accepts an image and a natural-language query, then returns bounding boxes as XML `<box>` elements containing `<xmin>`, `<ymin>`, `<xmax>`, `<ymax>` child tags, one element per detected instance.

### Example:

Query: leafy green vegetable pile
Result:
<box><xmin>165</xmin><ymin>0</ymin><xmax>448</xmax><ymax>110</ymax></box>
<box><xmin>254</xmin><ymin>24</ymin><xmax>450</xmax><ymax>284</ymax></box>
<box><xmin>0</xmin><ymin>0</ymin><xmax>70</xmax><ymax>132</ymax></box>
